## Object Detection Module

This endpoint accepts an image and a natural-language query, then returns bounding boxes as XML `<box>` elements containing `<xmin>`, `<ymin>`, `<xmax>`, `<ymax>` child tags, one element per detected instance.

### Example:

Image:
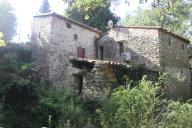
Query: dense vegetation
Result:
<box><xmin>0</xmin><ymin>0</ymin><xmax>16</xmax><ymax>41</ymax></box>
<box><xmin>64</xmin><ymin>0</ymin><xmax>120</xmax><ymax>32</ymax></box>
<box><xmin>123</xmin><ymin>0</ymin><xmax>192</xmax><ymax>40</ymax></box>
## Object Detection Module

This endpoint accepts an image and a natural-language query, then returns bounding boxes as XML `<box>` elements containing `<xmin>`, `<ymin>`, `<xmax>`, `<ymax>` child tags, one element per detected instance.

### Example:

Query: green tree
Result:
<box><xmin>39</xmin><ymin>0</ymin><xmax>51</xmax><ymax>13</ymax></box>
<box><xmin>65</xmin><ymin>0</ymin><xmax>120</xmax><ymax>32</ymax></box>
<box><xmin>0</xmin><ymin>0</ymin><xmax>17</xmax><ymax>41</ymax></box>
<box><xmin>123</xmin><ymin>9</ymin><xmax>160</xmax><ymax>27</ymax></box>
<box><xmin>123</xmin><ymin>0</ymin><xmax>192</xmax><ymax>38</ymax></box>
<box><xmin>0</xmin><ymin>43</ymin><xmax>41</xmax><ymax>128</ymax></box>
<box><xmin>0</xmin><ymin>32</ymin><xmax>5</xmax><ymax>47</ymax></box>
<box><xmin>99</xmin><ymin>76</ymin><xmax>164</xmax><ymax>128</ymax></box>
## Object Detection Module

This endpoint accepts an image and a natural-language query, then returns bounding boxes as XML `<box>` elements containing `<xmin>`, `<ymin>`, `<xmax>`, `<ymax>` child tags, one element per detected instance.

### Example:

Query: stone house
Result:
<box><xmin>99</xmin><ymin>26</ymin><xmax>191</xmax><ymax>98</ymax></box>
<box><xmin>32</xmin><ymin>12</ymin><xmax>191</xmax><ymax>98</ymax></box>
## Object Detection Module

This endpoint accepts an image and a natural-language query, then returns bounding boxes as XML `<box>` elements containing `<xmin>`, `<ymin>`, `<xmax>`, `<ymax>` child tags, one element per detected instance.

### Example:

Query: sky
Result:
<box><xmin>8</xmin><ymin>0</ymin><xmax>153</xmax><ymax>42</ymax></box>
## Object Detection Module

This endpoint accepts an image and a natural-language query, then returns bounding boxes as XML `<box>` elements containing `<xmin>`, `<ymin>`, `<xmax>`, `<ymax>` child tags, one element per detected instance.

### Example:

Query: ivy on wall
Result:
<box><xmin>110</xmin><ymin>64</ymin><xmax>159</xmax><ymax>88</ymax></box>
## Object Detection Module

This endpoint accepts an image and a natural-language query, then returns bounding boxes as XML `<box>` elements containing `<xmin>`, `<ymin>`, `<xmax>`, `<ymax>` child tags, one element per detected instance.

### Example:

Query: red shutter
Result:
<box><xmin>77</xmin><ymin>47</ymin><xmax>85</xmax><ymax>58</ymax></box>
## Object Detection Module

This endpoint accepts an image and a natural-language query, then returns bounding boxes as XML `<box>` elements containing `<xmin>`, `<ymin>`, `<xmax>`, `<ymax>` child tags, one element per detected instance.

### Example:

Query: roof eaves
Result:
<box><xmin>34</xmin><ymin>12</ymin><xmax>102</xmax><ymax>34</ymax></box>
<box><xmin>115</xmin><ymin>26</ymin><xmax>190</xmax><ymax>44</ymax></box>
<box><xmin>69</xmin><ymin>56</ymin><xmax>130</xmax><ymax>67</ymax></box>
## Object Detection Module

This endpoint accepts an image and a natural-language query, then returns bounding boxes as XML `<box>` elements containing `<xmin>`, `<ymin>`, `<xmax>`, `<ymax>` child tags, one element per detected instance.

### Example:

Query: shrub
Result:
<box><xmin>161</xmin><ymin>101</ymin><xmax>192</xmax><ymax>128</ymax></box>
<box><xmin>0</xmin><ymin>43</ymin><xmax>40</xmax><ymax>128</ymax></box>
<box><xmin>99</xmin><ymin>76</ymin><xmax>164</xmax><ymax>128</ymax></box>
<box><xmin>37</xmin><ymin>86</ymin><xmax>91</xmax><ymax>128</ymax></box>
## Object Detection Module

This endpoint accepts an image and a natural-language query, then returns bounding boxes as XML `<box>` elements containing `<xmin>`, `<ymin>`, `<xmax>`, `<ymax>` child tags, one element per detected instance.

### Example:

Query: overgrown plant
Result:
<box><xmin>0</xmin><ymin>43</ymin><xmax>41</xmax><ymax>128</ymax></box>
<box><xmin>37</xmin><ymin>86</ymin><xmax>91</xmax><ymax>128</ymax></box>
<box><xmin>0</xmin><ymin>32</ymin><xmax>5</xmax><ymax>47</ymax></box>
<box><xmin>99</xmin><ymin>75</ymin><xmax>164</xmax><ymax>128</ymax></box>
<box><xmin>161</xmin><ymin>101</ymin><xmax>192</xmax><ymax>128</ymax></box>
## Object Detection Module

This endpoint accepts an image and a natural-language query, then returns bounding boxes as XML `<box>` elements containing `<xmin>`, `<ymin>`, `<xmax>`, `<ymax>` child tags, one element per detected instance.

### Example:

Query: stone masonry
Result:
<box><xmin>32</xmin><ymin>13</ymin><xmax>100</xmax><ymax>88</ymax></box>
<box><xmin>102</xmin><ymin>26</ymin><xmax>191</xmax><ymax>98</ymax></box>
<box><xmin>32</xmin><ymin>13</ymin><xmax>191</xmax><ymax>99</ymax></box>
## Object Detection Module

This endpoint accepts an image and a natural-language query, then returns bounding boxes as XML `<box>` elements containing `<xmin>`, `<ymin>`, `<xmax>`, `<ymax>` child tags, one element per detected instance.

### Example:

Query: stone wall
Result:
<box><xmin>32</xmin><ymin>14</ymin><xmax>100</xmax><ymax>88</ymax></box>
<box><xmin>164</xmin><ymin>67</ymin><xmax>191</xmax><ymax>99</ymax></box>
<box><xmin>82</xmin><ymin>63</ymin><xmax>115</xmax><ymax>99</ymax></box>
<box><xmin>159</xmin><ymin>31</ymin><xmax>190</xmax><ymax>69</ymax></box>
<box><xmin>105</xmin><ymin>26</ymin><xmax>191</xmax><ymax>98</ymax></box>
<box><xmin>107</xmin><ymin>27</ymin><xmax>161</xmax><ymax>71</ymax></box>
<box><xmin>64</xmin><ymin>59</ymin><xmax>116</xmax><ymax>99</ymax></box>
<box><xmin>97</xmin><ymin>35</ymin><xmax>119</xmax><ymax>61</ymax></box>
<box><xmin>159</xmin><ymin>31</ymin><xmax>191</xmax><ymax>98</ymax></box>
<box><xmin>31</xmin><ymin>16</ymin><xmax>53</xmax><ymax>80</ymax></box>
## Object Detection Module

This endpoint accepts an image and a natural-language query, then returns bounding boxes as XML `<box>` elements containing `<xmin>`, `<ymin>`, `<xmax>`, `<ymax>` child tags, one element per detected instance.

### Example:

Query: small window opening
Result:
<box><xmin>181</xmin><ymin>70</ymin><xmax>183</xmax><ymax>74</ymax></box>
<box><xmin>119</xmin><ymin>42</ymin><xmax>124</xmax><ymax>57</ymax></box>
<box><xmin>182</xmin><ymin>44</ymin><xmax>185</xmax><ymax>50</ymax></box>
<box><xmin>74</xmin><ymin>34</ymin><xmax>78</xmax><ymax>41</ymax></box>
<box><xmin>66</xmin><ymin>22</ymin><xmax>72</xmax><ymax>28</ymax></box>
<box><xmin>99</xmin><ymin>46</ymin><xmax>104</xmax><ymax>60</ymax></box>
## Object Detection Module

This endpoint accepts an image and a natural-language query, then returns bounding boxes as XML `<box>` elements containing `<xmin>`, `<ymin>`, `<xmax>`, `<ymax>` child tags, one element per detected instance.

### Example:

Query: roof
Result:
<box><xmin>115</xmin><ymin>26</ymin><xmax>190</xmax><ymax>43</ymax></box>
<box><xmin>34</xmin><ymin>12</ymin><xmax>102</xmax><ymax>34</ymax></box>
<box><xmin>69</xmin><ymin>56</ymin><xmax>130</xmax><ymax>67</ymax></box>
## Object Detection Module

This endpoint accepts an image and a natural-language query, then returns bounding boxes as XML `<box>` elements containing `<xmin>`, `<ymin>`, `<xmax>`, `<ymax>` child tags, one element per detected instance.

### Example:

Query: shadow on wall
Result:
<box><xmin>125</xmin><ymin>47</ymin><xmax>160</xmax><ymax>71</ymax></box>
<box><xmin>97</xmin><ymin>35</ymin><xmax>119</xmax><ymax>61</ymax></box>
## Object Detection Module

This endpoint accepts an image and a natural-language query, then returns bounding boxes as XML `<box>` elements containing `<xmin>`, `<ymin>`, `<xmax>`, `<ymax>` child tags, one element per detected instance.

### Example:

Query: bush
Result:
<box><xmin>99</xmin><ymin>76</ymin><xmax>164</xmax><ymax>128</ymax></box>
<box><xmin>37</xmin><ymin>86</ymin><xmax>90</xmax><ymax>128</ymax></box>
<box><xmin>161</xmin><ymin>101</ymin><xmax>192</xmax><ymax>128</ymax></box>
<box><xmin>0</xmin><ymin>43</ymin><xmax>40</xmax><ymax>128</ymax></box>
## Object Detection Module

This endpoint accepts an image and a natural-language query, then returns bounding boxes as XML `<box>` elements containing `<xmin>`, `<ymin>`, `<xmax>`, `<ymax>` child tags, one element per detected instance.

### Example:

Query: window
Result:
<box><xmin>99</xmin><ymin>46</ymin><xmax>104</xmax><ymax>60</ymax></box>
<box><xmin>77</xmin><ymin>47</ymin><xmax>85</xmax><ymax>58</ymax></box>
<box><xmin>74</xmin><ymin>34</ymin><xmax>78</xmax><ymax>41</ymax></box>
<box><xmin>119</xmin><ymin>42</ymin><xmax>124</xmax><ymax>56</ymax></box>
<box><xmin>66</xmin><ymin>22</ymin><xmax>72</xmax><ymax>28</ymax></box>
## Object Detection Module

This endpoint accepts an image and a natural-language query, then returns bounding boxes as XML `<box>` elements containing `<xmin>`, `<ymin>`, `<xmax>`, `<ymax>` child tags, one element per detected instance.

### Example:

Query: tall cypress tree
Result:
<box><xmin>39</xmin><ymin>0</ymin><xmax>51</xmax><ymax>13</ymax></box>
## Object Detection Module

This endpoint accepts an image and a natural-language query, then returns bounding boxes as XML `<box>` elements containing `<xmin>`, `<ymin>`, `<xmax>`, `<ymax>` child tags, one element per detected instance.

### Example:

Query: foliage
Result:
<box><xmin>0</xmin><ymin>0</ymin><xmax>17</xmax><ymax>41</ymax></box>
<box><xmin>36</xmin><ymin>86</ymin><xmax>90</xmax><ymax>128</ymax></box>
<box><xmin>0</xmin><ymin>43</ymin><xmax>41</xmax><ymax>128</ymax></box>
<box><xmin>63</xmin><ymin>0</ymin><xmax>153</xmax><ymax>5</ymax></box>
<box><xmin>39</xmin><ymin>0</ymin><xmax>51</xmax><ymax>13</ymax></box>
<box><xmin>123</xmin><ymin>0</ymin><xmax>192</xmax><ymax>39</ymax></box>
<box><xmin>166</xmin><ymin>72</ymin><xmax>190</xmax><ymax>100</ymax></box>
<box><xmin>111</xmin><ymin>64</ymin><xmax>159</xmax><ymax>88</ymax></box>
<box><xmin>0</xmin><ymin>43</ymin><xmax>99</xmax><ymax>128</ymax></box>
<box><xmin>65</xmin><ymin>0</ymin><xmax>120</xmax><ymax>32</ymax></box>
<box><xmin>161</xmin><ymin>101</ymin><xmax>192</xmax><ymax>128</ymax></box>
<box><xmin>0</xmin><ymin>32</ymin><xmax>5</xmax><ymax>47</ymax></box>
<box><xmin>123</xmin><ymin>9</ymin><xmax>161</xmax><ymax>27</ymax></box>
<box><xmin>99</xmin><ymin>76</ymin><xmax>164</xmax><ymax>128</ymax></box>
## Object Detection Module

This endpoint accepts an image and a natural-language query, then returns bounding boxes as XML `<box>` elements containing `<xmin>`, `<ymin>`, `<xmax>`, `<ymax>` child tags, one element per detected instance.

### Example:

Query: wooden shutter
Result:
<box><xmin>77</xmin><ymin>47</ymin><xmax>85</xmax><ymax>58</ymax></box>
